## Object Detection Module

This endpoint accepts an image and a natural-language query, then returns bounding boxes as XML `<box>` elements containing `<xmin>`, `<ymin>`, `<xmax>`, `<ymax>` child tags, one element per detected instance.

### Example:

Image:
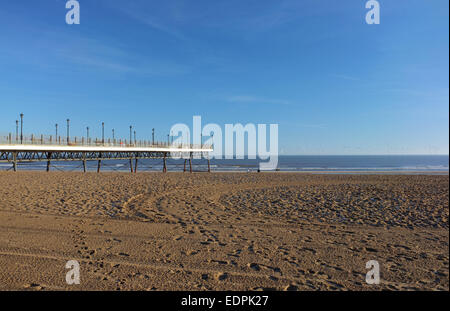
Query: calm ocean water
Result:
<box><xmin>1</xmin><ymin>155</ymin><xmax>448</xmax><ymax>173</ymax></box>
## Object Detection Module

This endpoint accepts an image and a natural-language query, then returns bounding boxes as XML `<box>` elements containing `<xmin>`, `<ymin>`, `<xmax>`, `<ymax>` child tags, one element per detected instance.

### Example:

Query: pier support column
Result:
<box><xmin>82</xmin><ymin>153</ymin><xmax>87</xmax><ymax>173</ymax></box>
<box><xmin>189</xmin><ymin>152</ymin><xmax>193</xmax><ymax>173</ymax></box>
<box><xmin>134</xmin><ymin>157</ymin><xmax>138</xmax><ymax>173</ymax></box>
<box><xmin>183</xmin><ymin>159</ymin><xmax>187</xmax><ymax>172</ymax></box>
<box><xmin>97</xmin><ymin>153</ymin><xmax>102</xmax><ymax>173</ymax></box>
<box><xmin>129</xmin><ymin>156</ymin><xmax>134</xmax><ymax>173</ymax></box>
<box><xmin>12</xmin><ymin>152</ymin><xmax>17</xmax><ymax>172</ymax></box>
<box><xmin>207</xmin><ymin>158</ymin><xmax>211</xmax><ymax>173</ymax></box>
<box><xmin>163</xmin><ymin>153</ymin><xmax>167</xmax><ymax>173</ymax></box>
<box><xmin>46</xmin><ymin>152</ymin><xmax>52</xmax><ymax>172</ymax></box>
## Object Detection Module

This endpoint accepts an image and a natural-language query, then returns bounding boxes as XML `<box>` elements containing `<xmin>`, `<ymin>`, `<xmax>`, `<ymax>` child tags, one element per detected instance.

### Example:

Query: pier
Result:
<box><xmin>0</xmin><ymin>135</ymin><xmax>213</xmax><ymax>173</ymax></box>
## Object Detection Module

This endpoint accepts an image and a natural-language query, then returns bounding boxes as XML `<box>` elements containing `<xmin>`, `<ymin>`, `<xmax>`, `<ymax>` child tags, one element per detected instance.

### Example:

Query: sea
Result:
<box><xmin>1</xmin><ymin>155</ymin><xmax>448</xmax><ymax>174</ymax></box>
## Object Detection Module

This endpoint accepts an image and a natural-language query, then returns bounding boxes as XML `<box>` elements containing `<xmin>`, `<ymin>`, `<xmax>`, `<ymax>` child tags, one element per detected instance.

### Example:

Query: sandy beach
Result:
<box><xmin>0</xmin><ymin>172</ymin><xmax>447</xmax><ymax>291</ymax></box>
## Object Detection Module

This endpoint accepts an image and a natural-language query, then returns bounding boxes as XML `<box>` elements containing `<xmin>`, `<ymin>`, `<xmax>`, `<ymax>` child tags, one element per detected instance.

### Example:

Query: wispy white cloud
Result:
<box><xmin>105</xmin><ymin>0</ymin><xmax>189</xmax><ymax>41</ymax></box>
<box><xmin>103</xmin><ymin>0</ymin><xmax>308</xmax><ymax>41</ymax></box>
<box><xmin>54</xmin><ymin>36</ymin><xmax>190</xmax><ymax>76</ymax></box>
<box><xmin>65</xmin><ymin>55</ymin><xmax>135</xmax><ymax>73</ymax></box>
<box><xmin>124</xmin><ymin>11</ymin><xmax>189</xmax><ymax>41</ymax></box>
<box><xmin>227</xmin><ymin>95</ymin><xmax>292</xmax><ymax>106</ymax></box>
<box><xmin>60</xmin><ymin>52</ymin><xmax>190</xmax><ymax>76</ymax></box>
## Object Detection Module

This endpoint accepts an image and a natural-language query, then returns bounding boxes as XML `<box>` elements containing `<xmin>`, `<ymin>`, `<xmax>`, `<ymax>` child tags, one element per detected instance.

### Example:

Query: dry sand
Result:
<box><xmin>0</xmin><ymin>172</ymin><xmax>448</xmax><ymax>291</ymax></box>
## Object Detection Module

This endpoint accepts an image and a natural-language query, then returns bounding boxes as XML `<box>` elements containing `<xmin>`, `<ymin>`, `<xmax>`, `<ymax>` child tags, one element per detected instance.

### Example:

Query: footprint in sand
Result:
<box><xmin>215</xmin><ymin>272</ymin><xmax>228</xmax><ymax>281</ymax></box>
<box><xmin>284</xmin><ymin>284</ymin><xmax>299</xmax><ymax>291</ymax></box>
<box><xmin>248</xmin><ymin>263</ymin><xmax>261</xmax><ymax>271</ymax></box>
<box><xmin>365</xmin><ymin>247</ymin><xmax>378</xmax><ymax>253</ymax></box>
<box><xmin>24</xmin><ymin>283</ymin><xmax>44</xmax><ymax>290</ymax></box>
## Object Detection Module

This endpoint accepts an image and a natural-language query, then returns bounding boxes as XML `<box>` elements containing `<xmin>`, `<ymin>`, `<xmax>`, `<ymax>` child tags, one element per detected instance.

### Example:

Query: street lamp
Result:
<box><xmin>102</xmin><ymin>122</ymin><xmax>105</xmax><ymax>145</ymax></box>
<box><xmin>66</xmin><ymin>119</ymin><xmax>70</xmax><ymax>144</ymax></box>
<box><xmin>86</xmin><ymin>127</ymin><xmax>90</xmax><ymax>144</ymax></box>
<box><xmin>112</xmin><ymin>129</ymin><xmax>115</xmax><ymax>142</ymax></box>
<box><xmin>129</xmin><ymin>126</ymin><xmax>132</xmax><ymax>145</ymax></box>
<box><xmin>55</xmin><ymin>124</ymin><xmax>58</xmax><ymax>143</ymax></box>
<box><xmin>15</xmin><ymin>120</ymin><xmax>18</xmax><ymax>143</ymax></box>
<box><xmin>134</xmin><ymin>130</ymin><xmax>136</xmax><ymax>145</ymax></box>
<box><xmin>20</xmin><ymin>113</ymin><xmax>23</xmax><ymax>144</ymax></box>
<box><xmin>152</xmin><ymin>128</ymin><xmax>155</xmax><ymax>145</ymax></box>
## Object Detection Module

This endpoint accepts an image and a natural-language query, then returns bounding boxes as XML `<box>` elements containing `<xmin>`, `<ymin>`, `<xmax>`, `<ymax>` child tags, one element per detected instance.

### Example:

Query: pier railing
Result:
<box><xmin>0</xmin><ymin>133</ymin><xmax>211</xmax><ymax>150</ymax></box>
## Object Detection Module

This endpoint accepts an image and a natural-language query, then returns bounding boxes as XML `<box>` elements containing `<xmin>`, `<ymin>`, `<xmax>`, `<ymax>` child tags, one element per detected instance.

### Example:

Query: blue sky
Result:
<box><xmin>0</xmin><ymin>0</ymin><xmax>448</xmax><ymax>155</ymax></box>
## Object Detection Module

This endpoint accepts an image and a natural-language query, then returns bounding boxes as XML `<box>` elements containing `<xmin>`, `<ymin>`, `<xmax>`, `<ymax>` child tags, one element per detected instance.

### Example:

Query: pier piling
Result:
<box><xmin>97</xmin><ymin>153</ymin><xmax>102</xmax><ymax>173</ymax></box>
<box><xmin>12</xmin><ymin>152</ymin><xmax>17</xmax><ymax>172</ymax></box>
<box><xmin>46</xmin><ymin>152</ymin><xmax>52</xmax><ymax>172</ymax></box>
<box><xmin>82</xmin><ymin>152</ymin><xmax>87</xmax><ymax>173</ymax></box>
<box><xmin>163</xmin><ymin>153</ymin><xmax>167</xmax><ymax>173</ymax></box>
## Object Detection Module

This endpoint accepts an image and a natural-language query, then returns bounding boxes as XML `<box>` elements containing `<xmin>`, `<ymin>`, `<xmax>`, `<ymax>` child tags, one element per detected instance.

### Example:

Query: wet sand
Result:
<box><xmin>0</xmin><ymin>172</ymin><xmax>448</xmax><ymax>291</ymax></box>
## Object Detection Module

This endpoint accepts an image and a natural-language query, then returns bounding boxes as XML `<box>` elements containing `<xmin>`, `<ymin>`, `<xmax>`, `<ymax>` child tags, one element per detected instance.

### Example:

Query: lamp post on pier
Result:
<box><xmin>20</xmin><ymin>113</ymin><xmax>24</xmax><ymax>144</ymax></box>
<box><xmin>102</xmin><ymin>122</ymin><xmax>105</xmax><ymax>145</ymax></box>
<box><xmin>66</xmin><ymin>119</ymin><xmax>70</xmax><ymax>144</ymax></box>
<box><xmin>15</xmin><ymin>120</ymin><xmax>18</xmax><ymax>143</ymax></box>
<box><xmin>129</xmin><ymin>126</ymin><xmax>132</xmax><ymax>145</ymax></box>
<box><xmin>55</xmin><ymin>124</ymin><xmax>58</xmax><ymax>143</ymax></box>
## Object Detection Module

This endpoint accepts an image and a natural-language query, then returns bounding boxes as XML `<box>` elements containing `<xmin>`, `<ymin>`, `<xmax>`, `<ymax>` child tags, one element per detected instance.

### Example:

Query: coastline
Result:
<box><xmin>211</xmin><ymin>170</ymin><xmax>449</xmax><ymax>175</ymax></box>
<box><xmin>1</xmin><ymin>168</ymin><xmax>448</xmax><ymax>175</ymax></box>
